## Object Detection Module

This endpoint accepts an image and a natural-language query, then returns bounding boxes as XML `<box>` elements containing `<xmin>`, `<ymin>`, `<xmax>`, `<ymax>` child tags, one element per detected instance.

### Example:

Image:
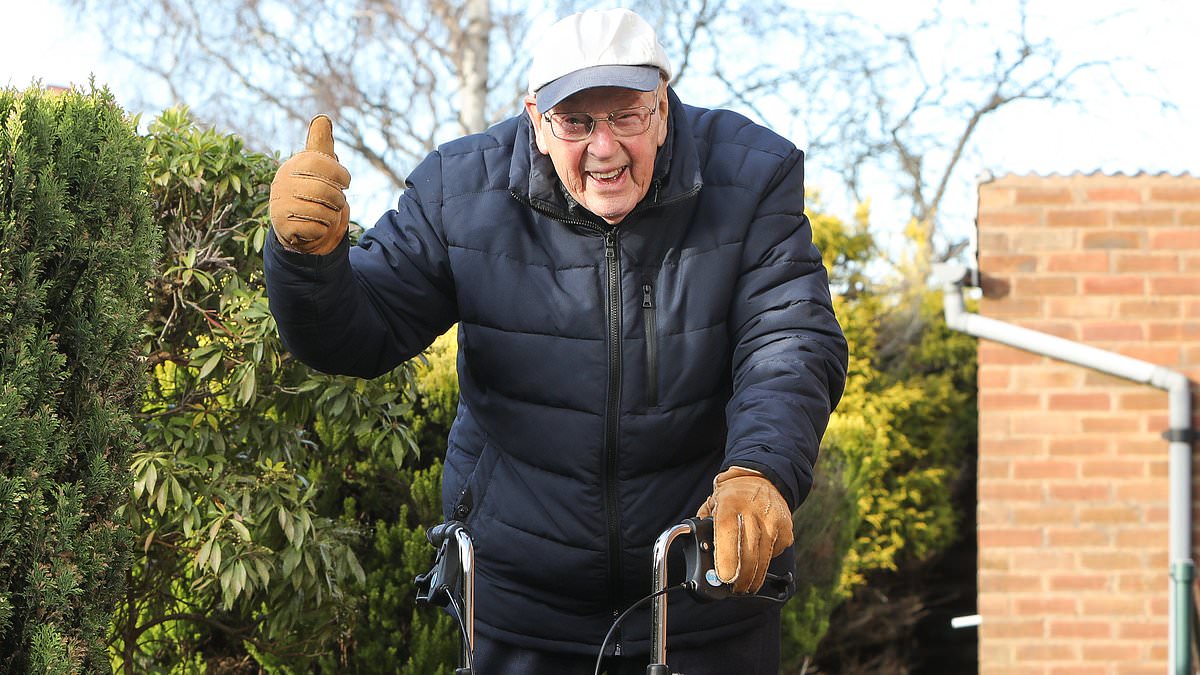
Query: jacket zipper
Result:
<box><xmin>601</xmin><ymin>228</ymin><xmax>624</xmax><ymax>648</ymax></box>
<box><xmin>641</xmin><ymin>281</ymin><xmax>658</xmax><ymax>407</ymax></box>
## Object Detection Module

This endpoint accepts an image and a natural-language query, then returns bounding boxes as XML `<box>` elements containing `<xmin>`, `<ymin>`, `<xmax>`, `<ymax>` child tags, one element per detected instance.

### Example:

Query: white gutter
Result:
<box><xmin>933</xmin><ymin>263</ymin><xmax>1196</xmax><ymax>675</ymax></box>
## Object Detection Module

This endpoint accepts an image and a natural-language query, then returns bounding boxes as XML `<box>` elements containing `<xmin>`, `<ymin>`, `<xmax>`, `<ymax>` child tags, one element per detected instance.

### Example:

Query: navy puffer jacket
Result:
<box><xmin>264</xmin><ymin>88</ymin><xmax>848</xmax><ymax>654</ymax></box>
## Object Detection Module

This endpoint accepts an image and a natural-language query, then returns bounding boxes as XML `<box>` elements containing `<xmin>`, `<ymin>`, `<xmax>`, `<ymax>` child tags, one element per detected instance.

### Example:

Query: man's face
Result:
<box><xmin>526</xmin><ymin>84</ymin><xmax>668</xmax><ymax>225</ymax></box>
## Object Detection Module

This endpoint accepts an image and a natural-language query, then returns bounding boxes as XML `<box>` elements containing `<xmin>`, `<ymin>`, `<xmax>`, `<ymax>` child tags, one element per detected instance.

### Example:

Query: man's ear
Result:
<box><xmin>655</xmin><ymin>85</ymin><xmax>669</xmax><ymax>147</ymax></box>
<box><xmin>524</xmin><ymin>96</ymin><xmax>550</xmax><ymax>155</ymax></box>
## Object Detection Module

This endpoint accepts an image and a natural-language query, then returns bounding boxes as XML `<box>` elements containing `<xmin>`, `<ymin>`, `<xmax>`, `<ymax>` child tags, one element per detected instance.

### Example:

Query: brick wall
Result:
<box><xmin>975</xmin><ymin>174</ymin><xmax>1200</xmax><ymax>674</ymax></box>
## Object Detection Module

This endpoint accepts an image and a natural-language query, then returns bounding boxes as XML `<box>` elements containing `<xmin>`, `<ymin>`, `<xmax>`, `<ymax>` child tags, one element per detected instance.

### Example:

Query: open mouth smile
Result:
<box><xmin>587</xmin><ymin>166</ymin><xmax>627</xmax><ymax>184</ymax></box>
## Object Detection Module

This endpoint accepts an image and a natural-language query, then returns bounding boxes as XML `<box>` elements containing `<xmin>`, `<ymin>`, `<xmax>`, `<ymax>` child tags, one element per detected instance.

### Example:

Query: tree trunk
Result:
<box><xmin>459</xmin><ymin>0</ymin><xmax>491</xmax><ymax>134</ymax></box>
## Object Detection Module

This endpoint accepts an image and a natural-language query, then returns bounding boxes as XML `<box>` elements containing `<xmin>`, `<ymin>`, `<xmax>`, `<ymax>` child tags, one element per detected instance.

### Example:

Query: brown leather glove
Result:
<box><xmin>269</xmin><ymin>114</ymin><xmax>351</xmax><ymax>255</ymax></box>
<box><xmin>696</xmin><ymin>466</ymin><xmax>794</xmax><ymax>594</ymax></box>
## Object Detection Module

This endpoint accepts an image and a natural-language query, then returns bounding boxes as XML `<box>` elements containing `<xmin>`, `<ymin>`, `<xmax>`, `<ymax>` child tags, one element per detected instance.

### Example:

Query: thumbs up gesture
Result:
<box><xmin>269</xmin><ymin>115</ymin><xmax>352</xmax><ymax>255</ymax></box>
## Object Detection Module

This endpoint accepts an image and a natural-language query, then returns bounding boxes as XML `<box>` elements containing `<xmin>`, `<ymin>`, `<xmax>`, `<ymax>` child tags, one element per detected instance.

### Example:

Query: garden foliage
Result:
<box><xmin>112</xmin><ymin>106</ymin><xmax>426</xmax><ymax>672</ymax></box>
<box><xmin>0</xmin><ymin>85</ymin><xmax>159</xmax><ymax>673</ymax></box>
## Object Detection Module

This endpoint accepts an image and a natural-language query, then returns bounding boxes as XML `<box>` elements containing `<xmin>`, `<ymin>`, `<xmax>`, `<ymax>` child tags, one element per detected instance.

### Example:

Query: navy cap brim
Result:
<box><xmin>535</xmin><ymin>65</ymin><xmax>661</xmax><ymax>114</ymax></box>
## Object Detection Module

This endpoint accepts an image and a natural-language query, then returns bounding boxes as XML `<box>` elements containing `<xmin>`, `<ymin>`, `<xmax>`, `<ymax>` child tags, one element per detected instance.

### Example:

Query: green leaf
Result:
<box><xmin>144</xmin><ymin>461</ymin><xmax>158</xmax><ymax>499</ymax></box>
<box><xmin>346</xmin><ymin>550</ymin><xmax>366</xmax><ymax>584</ymax></box>
<box><xmin>229</xmin><ymin>518</ymin><xmax>252</xmax><ymax>543</ymax></box>
<box><xmin>197</xmin><ymin>537</ymin><xmax>214</xmax><ymax>571</ymax></box>
<box><xmin>198</xmin><ymin>349</ymin><xmax>222</xmax><ymax>379</ymax></box>
<box><xmin>282</xmin><ymin>546</ymin><xmax>302</xmax><ymax>577</ymax></box>
<box><xmin>238</xmin><ymin>365</ymin><xmax>256</xmax><ymax>403</ymax></box>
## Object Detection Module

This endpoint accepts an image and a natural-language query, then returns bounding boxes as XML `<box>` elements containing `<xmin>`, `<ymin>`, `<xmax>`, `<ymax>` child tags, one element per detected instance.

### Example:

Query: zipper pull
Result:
<box><xmin>604</xmin><ymin>230</ymin><xmax>616</xmax><ymax>259</ymax></box>
<box><xmin>642</xmin><ymin>283</ymin><xmax>653</xmax><ymax>309</ymax></box>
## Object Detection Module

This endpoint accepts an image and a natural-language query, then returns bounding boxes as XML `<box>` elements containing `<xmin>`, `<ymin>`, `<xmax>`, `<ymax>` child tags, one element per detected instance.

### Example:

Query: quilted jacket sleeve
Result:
<box><xmin>263</xmin><ymin>151</ymin><xmax>459</xmax><ymax>378</ymax></box>
<box><xmin>723</xmin><ymin>147</ymin><xmax>849</xmax><ymax>510</ymax></box>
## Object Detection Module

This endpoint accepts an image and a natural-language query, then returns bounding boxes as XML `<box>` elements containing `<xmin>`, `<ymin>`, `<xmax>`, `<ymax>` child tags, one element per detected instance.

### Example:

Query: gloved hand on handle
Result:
<box><xmin>696</xmin><ymin>466</ymin><xmax>794</xmax><ymax>594</ymax></box>
<box><xmin>269</xmin><ymin>114</ymin><xmax>352</xmax><ymax>255</ymax></box>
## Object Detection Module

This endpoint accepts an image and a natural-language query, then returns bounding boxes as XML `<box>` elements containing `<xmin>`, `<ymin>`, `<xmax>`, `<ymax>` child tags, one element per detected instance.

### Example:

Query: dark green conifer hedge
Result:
<box><xmin>0</xmin><ymin>85</ymin><xmax>159</xmax><ymax>673</ymax></box>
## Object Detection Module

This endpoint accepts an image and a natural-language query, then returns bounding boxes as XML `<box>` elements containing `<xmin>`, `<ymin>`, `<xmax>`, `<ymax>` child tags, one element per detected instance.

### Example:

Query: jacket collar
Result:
<box><xmin>510</xmin><ymin>87</ymin><xmax>703</xmax><ymax>222</ymax></box>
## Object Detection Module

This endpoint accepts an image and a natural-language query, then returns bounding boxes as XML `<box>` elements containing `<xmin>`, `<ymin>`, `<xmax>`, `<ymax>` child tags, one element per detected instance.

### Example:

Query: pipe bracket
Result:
<box><xmin>1163</xmin><ymin>429</ymin><xmax>1198</xmax><ymax>444</ymax></box>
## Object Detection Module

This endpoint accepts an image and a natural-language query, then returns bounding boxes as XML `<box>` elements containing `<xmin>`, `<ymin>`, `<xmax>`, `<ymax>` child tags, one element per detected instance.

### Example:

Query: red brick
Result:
<box><xmin>981</xmin><ymin>392</ymin><xmax>1042</xmax><ymax>410</ymax></box>
<box><xmin>1115</xmin><ymin>253</ymin><xmax>1180</xmax><ymax>273</ymax></box>
<box><xmin>1080</xmin><ymin>644</ymin><xmax>1142</xmax><ymax>661</ymax></box>
<box><xmin>1081</xmin><ymin>460</ymin><xmax>1145</xmax><ymax>478</ymax></box>
<box><xmin>1015</xmin><ymin>276</ymin><xmax>1077</xmax><ymax>295</ymax></box>
<box><xmin>1015</xmin><ymin>597</ymin><xmax>1078</xmax><ymax>615</ymax></box>
<box><xmin>1019</xmin><ymin>320</ymin><xmax>1079</xmax><ymax>340</ymax></box>
<box><xmin>1080</xmin><ymin>321</ymin><xmax>1145</xmax><ymax>341</ymax></box>
<box><xmin>1079</xmin><ymin>505</ymin><xmax>1141</xmax><ymax>524</ymax></box>
<box><xmin>1048</xmin><ymin>620</ymin><xmax>1112</xmax><ymax>639</ymax></box>
<box><xmin>1048</xmin><ymin>665</ymin><xmax>1108</xmax><ymax>675</ymax></box>
<box><xmin>1115</xmin><ymin>482</ymin><xmax>1168</xmax><ymax>504</ymax></box>
<box><xmin>1015</xmin><ymin>187</ymin><xmax>1073</xmax><ymax>204</ymax></box>
<box><xmin>1049</xmin><ymin>438</ymin><xmax>1110</xmax><ymax>456</ymax></box>
<box><xmin>1081</xmin><ymin>596</ymin><xmax>1150</xmax><ymax>616</ymax></box>
<box><xmin>979</xmin><ymin>367</ymin><xmax>1011</xmax><ymax>389</ymax></box>
<box><xmin>979</xmin><ymin>528</ymin><xmax>1044</xmax><ymax>547</ymax></box>
<box><xmin>1114</xmin><ymin>527</ymin><xmax>1168</xmax><ymax>547</ymax></box>
<box><xmin>1048</xmin><ymin>574</ymin><xmax>1110</xmax><ymax>591</ymax></box>
<box><xmin>1147</xmin><ymin>322</ymin><xmax>1200</xmax><ymax>341</ymax></box>
<box><xmin>981</xmin><ymin>209</ymin><xmax>1041</xmax><ymax>227</ymax></box>
<box><xmin>1086</xmin><ymin>187</ymin><xmax>1142</xmax><ymax>202</ymax></box>
<box><xmin>1113</xmin><ymin>569</ymin><xmax>1161</xmax><ymax>590</ymax></box>
<box><xmin>1004</xmin><ymin>412</ymin><xmax>1080</xmax><ymax>434</ymax></box>
<box><xmin>1047</xmin><ymin>393</ymin><xmax>1110</xmax><ymax>411</ymax></box>
<box><xmin>982</xmin><ymin>297</ymin><xmax>1044</xmax><ymax>318</ymax></box>
<box><xmin>1013</xmin><ymin>461</ymin><xmax>1077</xmax><ymax>479</ymax></box>
<box><xmin>980</xmin><ymin>253</ymin><xmax>1038</xmax><ymax>273</ymax></box>
<box><xmin>978</xmin><ymin>459</ymin><xmax>1013</xmax><ymax>480</ymax></box>
<box><xmin>1012</xmin><ymin>505</ymin><xmax>1076</xmax><ymax>526</ymax></box>
<box><xmin>1149</xmin><ymin>186</ymin><xmax>1200</xmax><ymax>202</ymax></box>
<box><xmin>979</xmin><ymin>231</ymin><xmax>1011</xmax><ymax>250</ymax></box>
<box><xmin>1080</xmin><ymin>415</ymin><xmax>1141</xmax><ymax>433</ymax></box>
<box><xmin>981</xmin><ymin>438</ymin><xmax>1046</xmax><ymax>456</ymax></box>
<box><xmin>979</xmin><ymin>343</ymin><xmax>1044</xmax><ymax>365</ymax></box>
<box><xmin>1113</xmin><ymin>208</ymin><xmax>1174</xmax><ymax>226</ymax></box>
<box><xmin>1017</xmin><ymin>644</ymin><xmax>1075</xmax><ymax>660</ymax></box>
<box><xmin>1081</xmin><ymin>230</ymin><xmax>1142</xmax><ymax>249</ymax></box>
<box><xmin>1047</xmin><ymin>209</ymin><xmax>1108</xmax><ymax>227</ymax></box>
<box><xmin>1046</xmin><ymin>252</ymin><xmax>1109</xmax><ymax>272</ymax></box>
<box><xmin>1047</xmin><ymin>529</ymin><xmax>1111</xmax><ymax>547</ymax></box>
<box><xmin>1118</xmin><ymin>299</ymin><xmax>1182</xmax><ymax>319</ymax></box>
<box><xmin>1080</xmin><ymin>276</ymin><xmax>1144</xmax><ymax>294</ymax></box>
<box><xmin>981</xmin><ymin>574</ymin><xmax>1046</xmax><ymax>593</ymax></box>
<box><xmin>1045</xmin><ymin>296</ymin><xmax>1112</xmax><ymax>319</ymax></box>
<box><xmin>1013</xmin><ymin>368</ymin><xmax>1082</xmax><ymax>388</ymax></box>
<box><xmin>1080</xmin><ymin>551</ymin><xmax>1142</xmax><ymax>571</ymax></box>
<box><xmin>980</xmin><ymin>483</ymin><xmax>1044</xmax><ymax>500</ymax></box>
<box><xmin>1149</xmin><ymin>276</ymin><xmax>1200</xmax><ymax>295</ymax></box>
<box><xmin>1118</xmin><ymin>621</ymin><xmax>1167</xmax><ymax>639</ymax></box>
<box><xmin>1013</xmin><ymin>230</ymin><xmax>1078</xmax><ymax>250</ymax></box>
<box><xmin>1116</xmin><ymin>344</ymin><xmax>1181</xmax><ymax>365</ymax></box>
<box><xmin>1048</xmin><ymin>483</ymin><xmax>1111</xmax><ymax>500</ymax></box>
<box><xmin>1151</xmin><ymin>229</ymin><xmax>1200</xmax><ymax>250</ymax></box>
<box><xmin>1119</xmin><ymin>391</ymin><xmax>1168</xmax><ymax>410</ymax></box>
<box><xmin>1181</xmin><ymin>209</ymin><xmax>1200</xmax><ymax>226</ymax></box>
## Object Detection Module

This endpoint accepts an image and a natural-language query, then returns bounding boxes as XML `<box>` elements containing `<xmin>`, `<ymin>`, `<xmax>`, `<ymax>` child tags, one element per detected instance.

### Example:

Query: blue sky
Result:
<box><xmin>4</xmin><ymin>1</ymin><xmax>1197</xmax><ymax>250</ymax></box>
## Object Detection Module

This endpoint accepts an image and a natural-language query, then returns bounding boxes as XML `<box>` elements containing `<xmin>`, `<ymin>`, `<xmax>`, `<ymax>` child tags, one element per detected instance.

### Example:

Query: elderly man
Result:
<box><xmin>265</xmin><ymin>8</ymin><xmax>847</xmax><ymax>673</ymax></box>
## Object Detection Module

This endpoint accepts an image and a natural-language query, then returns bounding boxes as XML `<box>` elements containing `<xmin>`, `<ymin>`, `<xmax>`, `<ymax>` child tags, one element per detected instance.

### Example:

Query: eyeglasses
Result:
<box><xmin>542</xmin><ymin>94</ymin><xmax>658</xmax><ymax>141</ymax></box>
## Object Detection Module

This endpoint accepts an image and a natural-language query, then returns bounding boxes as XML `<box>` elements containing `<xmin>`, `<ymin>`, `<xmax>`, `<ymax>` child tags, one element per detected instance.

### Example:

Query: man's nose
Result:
<box><xmin>587</xmin><ymin>121</ymin><xmax>619</xmax><ymax>156</ymax></box>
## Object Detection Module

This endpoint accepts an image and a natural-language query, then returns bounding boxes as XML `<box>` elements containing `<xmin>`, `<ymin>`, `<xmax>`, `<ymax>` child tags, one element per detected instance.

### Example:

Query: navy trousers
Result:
<box><xmin>469</xmin><ymin>607</ymin><xmax>781</xmax><ymax>675</ymax></box>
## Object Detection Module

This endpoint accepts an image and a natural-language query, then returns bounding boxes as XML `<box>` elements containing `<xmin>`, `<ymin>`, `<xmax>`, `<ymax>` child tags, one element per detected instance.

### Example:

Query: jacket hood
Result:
<box><xmin>509</xmin><ymin>86</ymin><xmax>703</xmax><ymax>220</ymax></box>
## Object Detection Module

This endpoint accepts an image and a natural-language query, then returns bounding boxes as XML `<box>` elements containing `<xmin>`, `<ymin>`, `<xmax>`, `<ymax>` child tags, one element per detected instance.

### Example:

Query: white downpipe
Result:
<box><xmin>933</xmin><ymin>263</ymin><xmax>1195</xmax><ymax>675</ymax></box>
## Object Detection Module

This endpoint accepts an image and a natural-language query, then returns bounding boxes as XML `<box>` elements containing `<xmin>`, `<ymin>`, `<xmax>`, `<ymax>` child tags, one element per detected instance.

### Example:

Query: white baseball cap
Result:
<box><xmin>528</xmin><ymin>9</ymin><xmax>672</xmax><ymax>115</ymax></box>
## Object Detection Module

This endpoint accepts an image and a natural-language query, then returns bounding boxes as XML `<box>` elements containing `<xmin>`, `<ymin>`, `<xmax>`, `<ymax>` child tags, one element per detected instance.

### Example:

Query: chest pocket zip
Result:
<box><xmin>642</xmin><ymin>280</ymin><xmax>658</xmax><ymax>408</ymax></box>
